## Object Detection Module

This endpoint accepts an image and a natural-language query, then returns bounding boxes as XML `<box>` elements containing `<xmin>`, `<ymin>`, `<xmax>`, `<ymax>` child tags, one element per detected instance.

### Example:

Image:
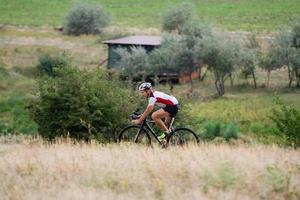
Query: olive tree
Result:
<box><xmin>162</xmin><ymin>2</ymin><xmax>195</xmax><ymax>35</ymax></box>
<box><xmin>239</xmin><ymin>34</ymin><xmax>261</xmax><ymax>88</ymax></box>
<box><xmin>63</xmin><ymin>3</ymin><xmax>110</xmax><ymax>36</ymax></box>
<box><xmin>149</xmin><ymin>35</ymin><xmax>198</xmax><ymax>93</ymax></box>
<box><xmin>194</xmin><ymin>33</ymin><xmax>240</xmax><ymax>96</ymax></box>
<box><xmin>115</xmin><ymin>46</ymin><xmax>149</xmax><ymax>84</ymax></box>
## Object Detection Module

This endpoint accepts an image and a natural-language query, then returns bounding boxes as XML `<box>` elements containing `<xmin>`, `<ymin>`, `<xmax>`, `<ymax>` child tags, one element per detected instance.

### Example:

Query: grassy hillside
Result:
<box><xmin>0</xmin><ymin>140</ymin><xmax>299</xmax><ymax>199</ymax></box>
<box><xmin>0</xmin><ymin>0</ymin><xmax>299</xmax><ymax>31</ymax></box>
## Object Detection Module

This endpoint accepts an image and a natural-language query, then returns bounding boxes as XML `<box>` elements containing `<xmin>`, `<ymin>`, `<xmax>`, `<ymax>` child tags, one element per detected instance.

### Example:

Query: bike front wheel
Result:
<box><xmin>118</xmin><ymin>125</ymin><xmax>151</xmax><ymax>145</ymax></box>
<box><xmin>167</xmin><ymin>127</ymin><xmax>199</xmax><ymax>146</ymax></box>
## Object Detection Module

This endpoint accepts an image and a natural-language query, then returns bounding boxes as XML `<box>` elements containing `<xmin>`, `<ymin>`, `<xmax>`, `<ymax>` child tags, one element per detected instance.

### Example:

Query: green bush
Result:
<box><xmin>63</xmin><ymin>3</ymin><xmax>110</xmax><ymax>36</ymax></box>
<box><xmin>37</xmin><ymin>53</ymin><xmax>70</xmax><ymax>77</ymax></box>
<box><xmin>202</xmin><ymin>121</ymin><xmax>239</xmax><ymax>141</ymax></box>
<box><xmin>162</xmin><ymin>2</ymin><xmax>195</xmax><ymax>34</ymax></box>
<box><xmin>203</xmin><ymin>121</ymin><xmax>221</xmax><ymax>140</ymax></box>
<box><xmin>270</xmin><ymin>97</ymin><xmax>300</xmax><ymax>148</ymax></box>
<box><xmin>223</xmin><ymin>123</ymin><xmax>239</xmax><ymax>141</ymax></box>
<box><xmin>29</xmin><ymin>67</ymin><xmax>138</xmax><ymax>142</ymax></box>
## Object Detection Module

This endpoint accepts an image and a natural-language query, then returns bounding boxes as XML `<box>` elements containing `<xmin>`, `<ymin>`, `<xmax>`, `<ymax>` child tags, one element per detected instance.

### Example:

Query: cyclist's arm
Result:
<box><xmin>139</xmin><ymin>104</ymin><xmax>154</xmax><ymax>122</ymax></box>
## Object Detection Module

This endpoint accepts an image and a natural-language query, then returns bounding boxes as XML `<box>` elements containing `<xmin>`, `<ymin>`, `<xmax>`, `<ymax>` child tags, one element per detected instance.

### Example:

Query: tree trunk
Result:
<box><xmin>214</xmin><ymin>77</ymin><xmax>225</xmax><ymax>96</ymax></box>
<box><xmin>229</xmin><ymin>73</ymin><xmax>234</xmax><ymax>87</ymax></box>
<box><xmin>287</xmin><ymin>65</ymin><xmax>294</xmax><ymax>87</ymax></box>
<box><xmin>167</xmin><ymin>74</ymin><xmax>174</xmax><ymax>93</ymax></box>
<box><xmin>267</xmin><ymin>70</ymin><xmax>271</xmax><ymax>87</ymax></box>
<box><xmin>199</xmin><ymin>67</ymin><xmax>208</xmax><ymax>82</ymax></box>
<box><xmin>296</xmin><ymin>69</ymin><xmax>300</xmax><ymax>88</ymax></box>
<box><xmin>251</xmin><ymin>69</ymin><xmax>257</xmax><ymax>89</ymax></box>
<box><xmin>189</xmin><ymin>72</ymin><xmax>193</xmax><ymax>93</ymax></box>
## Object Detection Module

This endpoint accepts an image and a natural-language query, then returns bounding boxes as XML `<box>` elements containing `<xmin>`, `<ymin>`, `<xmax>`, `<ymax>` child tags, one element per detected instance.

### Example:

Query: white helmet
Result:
<box><xmin>138</xmin><ymin>82</ymin><xmax>152</xmax><ymax>91</ymax></box>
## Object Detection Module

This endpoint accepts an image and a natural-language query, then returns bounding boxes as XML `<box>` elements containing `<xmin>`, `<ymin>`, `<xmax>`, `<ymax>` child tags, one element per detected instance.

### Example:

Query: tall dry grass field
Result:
<box><xmin>0</xmin><ymin>138</ymin><xmax>299</xmax><ymax>200</ymax></box>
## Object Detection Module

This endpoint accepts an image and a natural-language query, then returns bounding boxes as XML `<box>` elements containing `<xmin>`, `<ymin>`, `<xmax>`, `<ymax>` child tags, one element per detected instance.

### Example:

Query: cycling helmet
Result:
<box><xmin>138</xmin><ymin>82</ymin><xmax>152</xmax><ymax>91</ymax></box>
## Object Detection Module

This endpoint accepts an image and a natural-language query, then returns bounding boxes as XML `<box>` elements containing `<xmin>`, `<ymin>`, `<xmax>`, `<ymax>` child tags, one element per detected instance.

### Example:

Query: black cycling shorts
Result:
<box><xmin>163</xmin><ymin>105</ymin><xmax>179</xmax><ymax>118</ymax></box>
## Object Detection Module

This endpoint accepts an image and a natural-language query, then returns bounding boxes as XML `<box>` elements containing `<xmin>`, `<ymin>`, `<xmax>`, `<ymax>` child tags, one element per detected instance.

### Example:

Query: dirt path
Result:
<box><xmin>0</xmin><ymin>36</ymin><xmax>77</xmax><ymax>49</ymax></box>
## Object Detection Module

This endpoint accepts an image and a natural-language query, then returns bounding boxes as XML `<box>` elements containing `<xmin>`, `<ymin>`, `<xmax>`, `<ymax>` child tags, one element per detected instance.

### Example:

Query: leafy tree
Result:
<box><xmin>239</xmin><ymin>34</ymin><xmax>261</xmax><ymax>88</ymax></box>
<box><xmin>149</xmin><ymin>35</ymin><xmax>198</xmax><ymax>92</ymax></box>
<box><xmin>261</xmin><ymin>26</ymin><xmax>300</xmax><ymax>88</ymax></box>
<box><xmin>29</xmin><ymin>67</ymin><xmax>138</xmax><ymax>142</ymax></box>
<box><xmin>291</xmin><ymin>18</ymin><xmax>300</xmax><ymax>48</ymax></box>
<box><xmin>290</xmin><ymin>48</ymin><xmax>300</xmax><ymax>87</ymax></box>
<box><xmin>162</xmin><ymin>2</ymin><xmax>195</xmax><ymax>34</ymax></box>
<box><xmin>148</xmin><ymin>35</ymin><xmax>181</xmax><ymax>91</ymax></box>
<box><xmin>194</xmin><ymin>33</ymin><xmax>240</xmax><ymax>96</ymax></box>
<box><xmin>115</xmin><ymin>46</ymin><xmax>149</xmax><ymax>84</ymax></box>
<box><xmin>291</xmin><ymin>19</ymin><xmax>300</xmax><ymax>86</ymax></box>
<box><xmin>36</xmin><ymin>53</ymin><xmax>70</xmax><ymax>77</ymax></box>
<box><xmin>63</xmin><ymin>3</ymin><xmax>110</xmax><ymax>36</ymax></box>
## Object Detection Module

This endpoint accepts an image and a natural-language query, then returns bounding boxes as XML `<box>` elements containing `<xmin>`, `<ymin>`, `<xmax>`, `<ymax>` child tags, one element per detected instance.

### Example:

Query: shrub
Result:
<box><xmin>270</xmin><ymin>97</ymin><xmax>300</xmax><ymax>148</ymax></box>
<box><xmin>63</xmin><ymin>3</ymin><xmax>110</xmax><ymax>36</ymax></box>
<box><xmin>37</xmin><ymin>53</ymin><xmax>70</xmax><ymax>77</ymax></box>
<box><xmin>202</xmin><ymin>121</ymin><xmax>239</xmax><ymax>141</ymax></box>
<box><xmin>162</xmin><ymin>2</ymin><xmax>195</xmax><ymax>34</ymax></box>
<box><xmin>203</xmin><ymin>121</ymin><xmax>221</xmax><ymax>140</ymax></box>
<box><xmin>29</xmin><ymin>67</ymin><xmax>139</xmax><ymax>142</ymax></box>
<box><xmin>260</xmin><ymin>165</ymin><xmax>290</xmax><ymax>192</ymax></box>
<box><xmin>223</xmin><ymin>123</ymin><xmax>239</xmax><ymax>141</ymax></box>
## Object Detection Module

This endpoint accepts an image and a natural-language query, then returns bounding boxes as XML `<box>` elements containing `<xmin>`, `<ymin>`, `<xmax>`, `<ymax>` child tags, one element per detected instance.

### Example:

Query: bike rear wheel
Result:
<box><xmin>167</xmin><ymin>127</ymin><xmax>199</xmax><ymax>146</ymax></box>
<box><xmin>118</xmin><ymin>125</ymin><xmax>151</xmax><ymax>145</ymax></box>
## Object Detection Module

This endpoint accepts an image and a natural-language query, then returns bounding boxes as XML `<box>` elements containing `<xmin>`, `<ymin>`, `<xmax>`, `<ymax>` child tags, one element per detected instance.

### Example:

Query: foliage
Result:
<box><xmin>269</xmin><ymin>97</ymin><xmax>300</xmax><ymax>148</ymax></box>
<box><xmin>29</xmin><ymin>67</ymin><xmax>139</xmax><ymax>142</ymax></box>
<box><xmin>115</xmin><ymin>46</ymin><xmax>148</xmax><ymax>80</ymax></box>
<box><xmin>63</xmin><ymin>3</ymin><xmax>110</xmax><ymax>36</ymax></box>
<box><xmin>1</xmin><ymin>0</ymin><xmax>300</xmax><ymax>31</ymax></box>
<box><xmin>223</xmin><ymin>123</ymin><xmax>239</xmax><ymax>141</ymax></box>
<box><xmin>162</xmin><ymin>2</ymin><xmax>195</xmax><ymax>34</ymax></box>
<box><xmin>194</xmin><ymin>33</ymin><xmax>241</xmax><ymax>96</ymax></box>
<box><xmin>201</xmin><ymin>120</ymin><xmax>239</xmax><ymax>141</ymax></box>
<box><xmin>148</xmin><ymin>34</ymin><xmax>183</xmax><ymax>75</ymax></box>
<box><xmin>36</xmin><ymin>53</ymin><xmax>70</xmax><ymax>77</ymax></box>
<box><xmin>203</xmin><ymin>162</ymin><xmax>240</xmax><ymax>191</ymax></box>
<box><xmin>239</xmin><ymin>34</ymin><xmax>260</xmax><ymax>88</ymax></box>
<box><xmin>260</xmin><ymin>28</ymin><xmax>300</xmax><ymax>87</ymax></box>
<box><xmin>291</xmin><ymin>18</ymin><xmax>300</xmax><ymax>48</ymax></box>
<box><xmin>203</xmin><ymin>121</ymin><xmax>221</xmax><ymax>140</ymax></box>
<box><xmin>260</xmin><ymin>165</ymin><xmax>291</xmax><ymax>192</ymax></box>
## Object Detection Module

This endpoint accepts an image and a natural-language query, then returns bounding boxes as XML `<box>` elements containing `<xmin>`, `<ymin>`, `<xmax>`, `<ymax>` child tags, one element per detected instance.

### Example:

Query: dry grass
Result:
<box><xmin>0</xmin><ymin>137</ymin><xmax>299</xmax><ymax>200</ymax></box>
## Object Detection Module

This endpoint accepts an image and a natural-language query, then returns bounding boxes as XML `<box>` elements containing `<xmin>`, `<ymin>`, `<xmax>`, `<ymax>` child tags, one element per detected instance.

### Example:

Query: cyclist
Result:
<box><xmin>131</xmin><ymin>82</ymin><xmax>179</xmax><ymax>141</ymax></box>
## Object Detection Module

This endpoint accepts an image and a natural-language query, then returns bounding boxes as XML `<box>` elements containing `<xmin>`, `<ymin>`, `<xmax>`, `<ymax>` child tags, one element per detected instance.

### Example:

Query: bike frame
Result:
<box><xmin>134</xmin><ymin>117</ymin><xmax>175</xmax><ymax>145</ymax></box>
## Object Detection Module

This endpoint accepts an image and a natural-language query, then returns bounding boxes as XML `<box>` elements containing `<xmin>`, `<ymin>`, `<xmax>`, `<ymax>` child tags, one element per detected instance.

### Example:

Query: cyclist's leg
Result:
<box><xmin>164</xmin><ymin>116</ymin><xmax>171</xmax><ymax>129</ymax></box>
<box><xmin>151</xmin><ymin>109</ymin><xmax>170</xmax><ymax>133</ymax></box>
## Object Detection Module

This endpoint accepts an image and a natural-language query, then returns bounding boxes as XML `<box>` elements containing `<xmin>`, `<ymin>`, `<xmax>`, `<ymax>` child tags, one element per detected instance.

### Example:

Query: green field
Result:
<box><xmin>0</xmin><ymin>0</ymin><xmax>300</xmax><ymax>31</ymax></box>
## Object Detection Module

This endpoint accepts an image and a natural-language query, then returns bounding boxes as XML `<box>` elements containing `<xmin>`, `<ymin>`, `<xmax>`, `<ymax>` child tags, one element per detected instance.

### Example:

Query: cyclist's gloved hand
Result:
<box><xmin>132</xmin><ymin>119</ymin><xmax>141</xmax><ymax>125</ymax></box>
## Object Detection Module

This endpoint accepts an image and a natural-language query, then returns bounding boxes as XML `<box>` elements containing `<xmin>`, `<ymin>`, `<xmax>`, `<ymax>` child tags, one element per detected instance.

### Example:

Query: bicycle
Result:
<box><xmin>118</xmin><ymin>111</ymin><xmax>200</xmax><ymax>146</ymax></box>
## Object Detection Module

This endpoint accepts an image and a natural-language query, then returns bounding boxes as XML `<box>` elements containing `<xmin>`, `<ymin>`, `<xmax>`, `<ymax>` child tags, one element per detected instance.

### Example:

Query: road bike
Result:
<box><xmin>118</xmin><ymin>111</ymin><xmax>199</xmax><ymax>146</ymax></box>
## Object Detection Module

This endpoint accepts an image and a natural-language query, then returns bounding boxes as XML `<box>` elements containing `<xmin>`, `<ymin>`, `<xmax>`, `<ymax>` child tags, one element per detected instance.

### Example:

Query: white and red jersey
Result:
<box><xmin>148</xmin><ymin>91</ymin><xmax>178</xmax><ymax>108</ymax></box>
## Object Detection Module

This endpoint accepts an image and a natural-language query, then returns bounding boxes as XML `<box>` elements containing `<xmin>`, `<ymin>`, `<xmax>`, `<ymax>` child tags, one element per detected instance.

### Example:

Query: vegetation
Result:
<box><xmin>115</xmin><ymin>46</ymin><xmax>148</xmax><ymax>82</ymax></box>
<box><xmin>194</xmin><ymin>33</ymin><xmax>240</xmax><ymax>96</ymax></box>
<box><xmin>0</xmin><ymin>0</ymin><xmax>300</xmax><ymax>31</ymax></box>
<box><xmin>162</xmin><ymin>2</ymin><xmax>196</xmax><ymax>34</ymax></box>
<box><xmin>63</xmin><ymin>3</ymin><xmax>110</xmax><ymax>36</ymax></box>
<box><xmin>0</xmin><ymin>141</ymin><xmax>299</xmax><ymax>199</ymax></box>
<box><xmin>37</xmin><ymin>52</ymin><xmax>70</xmax><ymax>76</ymax></box>
<box><xmin>270</xmin><ymin>97</ymin><xmax>300</xmax><ymax>148</ymax></box>
<box><xmin>29</xmin><ymin>67</ymin><xmax>139</xmax><ymax>142</ymax></box>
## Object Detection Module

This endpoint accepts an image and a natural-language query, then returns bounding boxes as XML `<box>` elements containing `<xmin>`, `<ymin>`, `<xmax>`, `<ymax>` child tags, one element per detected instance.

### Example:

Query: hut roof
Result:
<box><xmin>103</xmin><ymin>35</ymin><xmax>162</xmax><ymax>46</ymax></box>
